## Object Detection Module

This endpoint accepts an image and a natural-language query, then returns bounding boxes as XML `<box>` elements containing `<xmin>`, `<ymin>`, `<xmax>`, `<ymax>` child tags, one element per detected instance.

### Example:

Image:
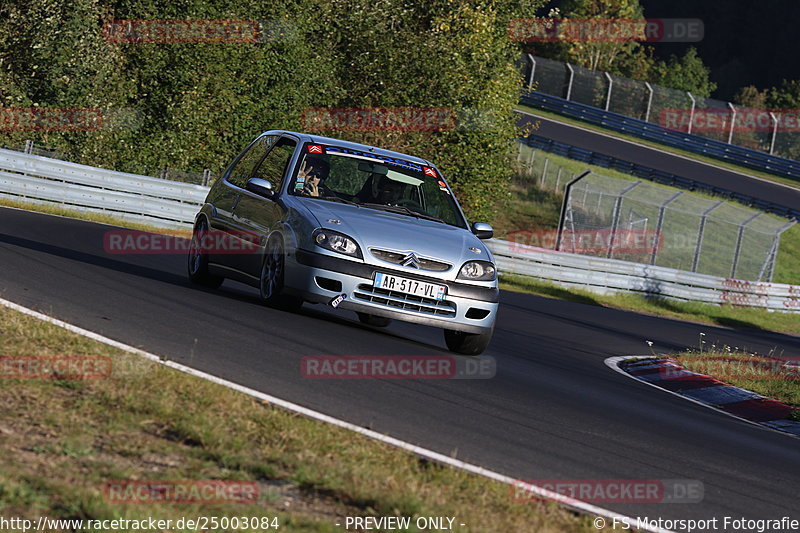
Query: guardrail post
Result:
<box><xmin>527</xmin><ymin>54</ymin><xmax>536</xmax><ymax>91</ymax></box>
<box><xmin>650</xmin><ymin>191</ymin><xmax>684</xmax><ymax>265</ymax></box>
<box><xmin>730</xmin><ymin>212</ymin><xmax>761</xmax><ymax>278</ymax></box>
<box><xmin>556</xmin><ymin>170</ymin><xmax>591</xmax><ymax>251</ymax></box>
<box><xmin>607</xmin><ymin>181</ymin><xmax>641</xmax><ymax>258</ymax></box>
<box><xmin>726</xmin><ymin>103</ymin><xmax>737</xmax><ymax>144</ymax></box>
<box><xmin>565</xmin><ymin>63</ymin><xmax>575</xmax><ymax>101</ymax></box>
<box><xmin>769</xmin><ymin>112</ymin><xmax>779</xmax><ymax>155</ymax></box>
<box><xmin>24</xmin><ymin>140</ymin><xmax>33</xmax><ymax>154</ymax></box>
<box><xmin>604</xmin><ymin>72</ymin><xmax>613</xmax><ymax>111</ymax></box>
<box><xmin>691</xmin><ymin>201</ymin><xmax>723</xmax><ymax>272</ymax></box>
<box><xmin>686</xmin><ymin>92</ymin><xmax>696</xmax><ymax>134</ymax></box>
<box><xmin>644</xmin><ymin>83</ymin><xmax>653</xmax><ymax>122</ymax></box>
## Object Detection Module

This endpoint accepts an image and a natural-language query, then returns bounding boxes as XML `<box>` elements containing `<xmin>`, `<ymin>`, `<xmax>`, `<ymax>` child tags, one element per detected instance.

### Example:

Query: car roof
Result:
<box><xmin>262</xmin><ymin>130</ymin><xmax>433</xmax><ymax>167</ymax></box>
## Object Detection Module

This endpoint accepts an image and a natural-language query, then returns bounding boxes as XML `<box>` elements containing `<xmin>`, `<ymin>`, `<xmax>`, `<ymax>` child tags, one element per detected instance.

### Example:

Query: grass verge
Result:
<box><xmin>500</xmin><ymin>274</ymin><xmax>800</xmax><ymax>335</ymax></box>
<box><xmin>516</xmin><ymin>104</ymin><xmax>800</xmax><ymax>191</ymax></box>
<box><xmin>0</xmin><ymin>304</ymin><xmax>598</xmax><ymax>532</ymax></box>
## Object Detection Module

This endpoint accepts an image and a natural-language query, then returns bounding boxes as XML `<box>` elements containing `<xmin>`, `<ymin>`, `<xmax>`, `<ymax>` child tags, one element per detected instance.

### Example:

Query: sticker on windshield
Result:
<box><xmin>423</xmin><ymin>166</ymin><xmax>437</xmax><ymax>177</ymax></box>
<box><xmin>308</xmin><ymin>144</ymin><xmax>324</xmax><ymax>153</ymax></box>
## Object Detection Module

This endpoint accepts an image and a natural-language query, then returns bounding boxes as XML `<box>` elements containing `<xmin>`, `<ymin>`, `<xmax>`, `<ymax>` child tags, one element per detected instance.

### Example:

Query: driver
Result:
<box><xmin>298</xmin><ymin>157</ymin><xmax>332</xmax><ymax>197</ymax></box>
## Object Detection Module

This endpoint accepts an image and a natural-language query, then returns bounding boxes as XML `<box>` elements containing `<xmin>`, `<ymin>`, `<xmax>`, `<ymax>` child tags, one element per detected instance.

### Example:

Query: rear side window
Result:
<box><xmin>227</xmin><ymin>135</ymin><xmax>277</xmax><ymax>188</ymax></box>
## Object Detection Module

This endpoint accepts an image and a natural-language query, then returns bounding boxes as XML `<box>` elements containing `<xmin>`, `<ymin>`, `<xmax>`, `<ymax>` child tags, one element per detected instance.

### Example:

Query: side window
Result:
<box><xmin>253</xmin><ymin>137</ymin><xmax>297</xmax><ymax>191</ymax></box>
<box><xmin>227</xmin><ymin>135</ymin><xmax>277</xmax><ymax>188</ymax></box>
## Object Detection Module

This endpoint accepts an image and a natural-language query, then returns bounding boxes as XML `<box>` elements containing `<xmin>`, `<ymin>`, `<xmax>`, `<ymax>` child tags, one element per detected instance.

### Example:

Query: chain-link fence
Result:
<box><xmin>559</xmin><ymin>172</ymin><xmax>795</xmax><ymax>281</ymax></box>
<box><xmin>521</xmin><ymin>55</ymin><xmax>800</xmax><ymax>160</ymax></box>
<box><xmin>513</xmin><ymin>141</ymin><xmax>577</xmax><ymax>195</ymax></box>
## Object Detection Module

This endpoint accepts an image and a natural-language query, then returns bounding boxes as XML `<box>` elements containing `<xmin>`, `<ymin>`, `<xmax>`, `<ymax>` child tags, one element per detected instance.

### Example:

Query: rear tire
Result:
<box><xmin>188</xmin><ymin>219</ymin><xmax>223</xmax><ymax>289</ymax></box>
<box><xmin>443</xmin><ymin>328</ymin><xmax>493</xmax><ymax>355</ymax></box>
<box><xmin>357</xmin><ymin>312</ymin><xmax>392</xmax><ymax>327</ymax></box>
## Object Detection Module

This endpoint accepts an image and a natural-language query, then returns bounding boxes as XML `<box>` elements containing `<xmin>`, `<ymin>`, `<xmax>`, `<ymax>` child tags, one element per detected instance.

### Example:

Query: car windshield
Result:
<box><xmin>289</xmin><ymin>143</ymin><xmax>468</xmax><ymax>229</ymax></box>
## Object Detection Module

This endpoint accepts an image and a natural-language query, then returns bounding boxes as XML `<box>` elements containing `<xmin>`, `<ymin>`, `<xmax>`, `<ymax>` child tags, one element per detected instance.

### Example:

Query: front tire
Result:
<box><xmin>259</xmin><ymin>236</ymin><xmax>303</xmax><ymax>311</ymax></box>
<box><xmin>188</xmin><ymin>219</ymin><xmax>223</xmax><ymax>289</ymax></box>
<box><xmin>443</xmin><ymin>328</ymin><xmax>493</xmax><ymax>355</ymax></box>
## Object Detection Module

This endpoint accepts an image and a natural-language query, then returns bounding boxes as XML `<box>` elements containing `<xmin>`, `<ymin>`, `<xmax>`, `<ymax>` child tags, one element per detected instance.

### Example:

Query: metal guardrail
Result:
<box><xmin>0</xmin><ymin>147</ymin><xmax>797</xmax><ymax>312</ymax></box>
<box><xmin>488</xmin><ymin>239</ymin><xmax>800</xmax><ymax>313</ymax></box>
<box><xmin>520</xmin><ymin>132</ymin><xmax>800</xmax><ymax>220</ymax></box>
<box><xmin>520</xmin><ymin>92</ymin><xmax>800</xmax><ymax>183</ymax></box>
<box><xmin>0</xmin><ymin>148</ymin><xmax>208</xmax><ymax>229</ymax></box>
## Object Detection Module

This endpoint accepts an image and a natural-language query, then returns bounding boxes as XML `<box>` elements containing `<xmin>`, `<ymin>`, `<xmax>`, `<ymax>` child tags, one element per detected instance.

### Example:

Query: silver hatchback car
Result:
<box><xmin>188</xmin><ymin>131</ymin><xmax>499</xmax><ymax>354</ymax></box>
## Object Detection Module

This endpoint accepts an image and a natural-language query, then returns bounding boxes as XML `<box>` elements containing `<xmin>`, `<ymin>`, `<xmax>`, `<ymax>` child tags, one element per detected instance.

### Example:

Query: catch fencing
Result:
<box><xmin>519</xmin><ymin>54</ymin><xmax>800</xmax><ymax>177</ymax></box>
<box><xmin>0</xmin><ymin>145</ymin><xmax>796</xmax><ymax>311</ymax></box>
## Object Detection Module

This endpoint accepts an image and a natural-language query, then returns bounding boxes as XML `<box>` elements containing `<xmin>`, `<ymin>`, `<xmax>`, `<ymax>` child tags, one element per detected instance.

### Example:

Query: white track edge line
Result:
<box><xmin>0</xmin><ymin>296</ymin><xmax>675</xmax><ymax>533</ymax></box>
<box><xmin>605</xmin><ymin>356</ymin><xmax>798</xmax><ymax>440</ymax></box>
<box><xmin>514</xmin><ymin>109</ymin><xmax>800</xmax><ymax>193</ymax></box>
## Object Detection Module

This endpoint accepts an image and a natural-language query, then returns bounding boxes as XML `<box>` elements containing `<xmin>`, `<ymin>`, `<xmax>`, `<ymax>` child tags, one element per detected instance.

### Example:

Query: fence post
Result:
<box><xmin>607</xmin><ymin>181</ymin><xmax>641</xmax><ymax>258</ymax></box>
<box><xmin>604</xmin><ymin>72</ymin><xmax>613</xmax><ymax>111</ymax></box>
<box><xmin>691</xmin><ymin>201</ymin><xmax>723</xmax><ymax>272</ymax></box>
<box><xmin>556</xmin><ymin>170</ymin><xmax>591</xmax><ymax>251</ymax></box>
<box><xmin>527</xmin><ymin>54</ymin><xmax>536</xmax><ymax>91</ymax></box>
<box><xmin>687</xmin><ymin>92</ymin><xmax>696</xmax><ymax>134</ymax></box>
<box><xmin>540</xmin><ymin>158</ymin><xmax>549</xmax><ymax>187</ymax></box>
<box><xmin>565</xmin><ymin>63</ymin><xmax>575</xmax><ymax>101</ymax></box>
<box><xmin>730</xmin><ymin>212</ymin><xmax>761</xmax><ymax>279</ymax></box>
<box><xmin>202</xmin><ymin>169</ymin><xmax>211</xmax><ymax>187</ymax></box>
<box><xmin>644</xmin><ymin>83</ymin><xmax>654</xmax><ymax>122</ymax></box>
<box><xmin>650</xmin><ymin>191</ymin><xmax>684</xmax><ymax>265</ymax></box>
<box><xmin>24</xmin><ymin>140</ymin><xmax>33</xmax><ymax>154</ymax></box>
<box><xmin>769</xmin><ymin>112</ymin><xmax>779</xmax><ymax>155</ymax></box>
<box><xmin>727</xmin><ymin>102</ymin><xmax>736</xmax><ymax>144</ymax></box>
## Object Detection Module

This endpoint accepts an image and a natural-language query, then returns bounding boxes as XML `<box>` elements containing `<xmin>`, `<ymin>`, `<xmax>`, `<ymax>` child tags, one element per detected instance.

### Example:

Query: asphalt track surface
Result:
<box><xmin>2</xmin><ymin>207</ymin><xmax>799</xmax><ymax>528</ymax></box>
<box><xmin>517</xmin><ymin>111</ymin><xmax>800</xmax><ymax>214</ymax></box>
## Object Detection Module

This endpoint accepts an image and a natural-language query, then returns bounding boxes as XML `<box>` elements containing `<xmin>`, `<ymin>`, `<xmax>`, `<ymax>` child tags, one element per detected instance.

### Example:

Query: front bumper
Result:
<box><xmin>285</xmin><ymin>249</ymin><xmax>498</xmax><ymax>334</ymax></box>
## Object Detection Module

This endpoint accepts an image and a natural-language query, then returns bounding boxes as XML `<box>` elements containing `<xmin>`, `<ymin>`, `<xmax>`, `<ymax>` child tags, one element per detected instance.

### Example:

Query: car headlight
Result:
<box><xmin>457</xmin><ymin>260</ymin><xmax>496</xmax><ymax>281</ymax></box>
<box><xmin>312</xmin><ymin>229</ymin><xmax>363</xmax><ymax>259</ymax></box>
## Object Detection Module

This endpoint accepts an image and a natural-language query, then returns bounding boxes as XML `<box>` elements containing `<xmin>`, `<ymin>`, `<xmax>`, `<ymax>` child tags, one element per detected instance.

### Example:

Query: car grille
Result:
<box><xmin>353</xmin><ymin>284</ymin><xmax>457</xmax><ymax>317</ymax></box>
<box><xmin>370</xmin><ymin>249</ymin><xmax>451</xmax><ymax>272</ymax></box>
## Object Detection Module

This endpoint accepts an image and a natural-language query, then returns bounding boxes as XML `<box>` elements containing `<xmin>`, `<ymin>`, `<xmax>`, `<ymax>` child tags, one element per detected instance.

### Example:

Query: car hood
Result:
<box><xmin>305</xmin><ymin>201</ymin><xmax>492</xmax><ymax>278</ymax></box>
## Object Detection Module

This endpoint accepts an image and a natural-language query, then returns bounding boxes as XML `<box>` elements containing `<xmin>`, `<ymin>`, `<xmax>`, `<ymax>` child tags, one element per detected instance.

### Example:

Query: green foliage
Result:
<box><xmin>557</xmin><ymin>0</ymin><xmax>644</xmax><ymax>71</ymax></box>
<box><xmin>0</xmin><ymin>0</ymin><xmax>542</xmax><ymax>221</ymax></box>
<box><xmin>650</xmin><ymin>47</ymin><xmax>716</xmax><ymax>98</ymax></box>
<box><xmin>767</xmin><ymin>79</ymin><xmax>800</xmax><ymax>108</ymax></box>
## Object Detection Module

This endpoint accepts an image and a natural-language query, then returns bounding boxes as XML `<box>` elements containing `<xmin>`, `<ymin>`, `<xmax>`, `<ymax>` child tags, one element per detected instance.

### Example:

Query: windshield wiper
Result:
<box><xmin>361</xmin><ymin>203</ymin><xmax>446</xmax><ymax>224</ymax></box>
<box><xmin>319</xmin><ymin>195</ymin><xmax>360</xmax><ymax>206</ymax></box>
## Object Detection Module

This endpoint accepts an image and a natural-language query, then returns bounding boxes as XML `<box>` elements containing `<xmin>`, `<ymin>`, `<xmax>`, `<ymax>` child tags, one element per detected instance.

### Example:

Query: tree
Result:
<box><xmin>557</xmin><ymin>0</ymin><xmax>645</xmax><ymax>71</ymax></box>
<box><xmin>651</xmin><ymin>47</ymin><xmax>716</xmax><ymax>98</ymax></box>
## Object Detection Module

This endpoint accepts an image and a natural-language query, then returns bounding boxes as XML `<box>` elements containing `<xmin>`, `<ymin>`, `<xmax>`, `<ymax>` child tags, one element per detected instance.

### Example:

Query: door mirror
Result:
<box><xmin>245</xmin><ymin>177</ymin><xmax>274</xmax><ymax>199</ymax></box>
<box><xmin>471</xmin><ymin>222</ymin><xmax>493</xmax><ymax>240</ymax></box>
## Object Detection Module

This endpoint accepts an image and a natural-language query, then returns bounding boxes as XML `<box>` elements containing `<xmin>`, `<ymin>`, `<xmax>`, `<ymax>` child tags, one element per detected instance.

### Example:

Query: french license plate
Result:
<box><xmin>373</xmin><ymin>272</ymin><xmax>446</xmax><ymax>301</ymax></box>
